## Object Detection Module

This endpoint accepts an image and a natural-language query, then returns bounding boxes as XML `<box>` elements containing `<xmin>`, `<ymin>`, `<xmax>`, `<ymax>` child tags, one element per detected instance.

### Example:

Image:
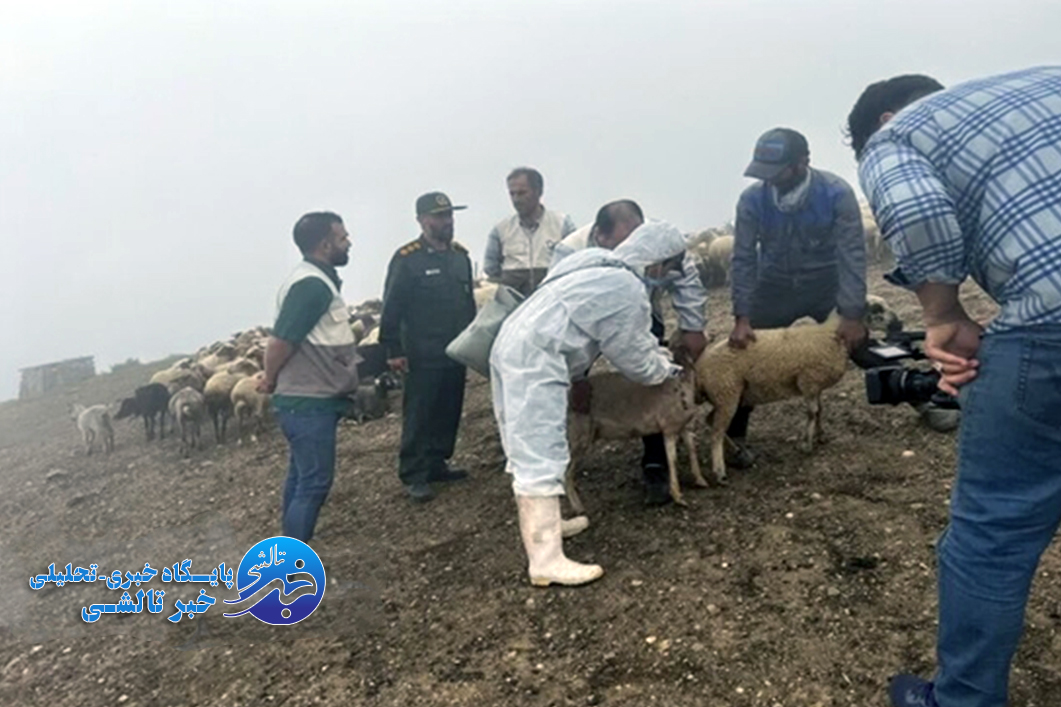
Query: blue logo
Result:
<box><xmin>222</xmin><ymin>536</ymin><xmax>325</xmax><ymax>625</ymax></box>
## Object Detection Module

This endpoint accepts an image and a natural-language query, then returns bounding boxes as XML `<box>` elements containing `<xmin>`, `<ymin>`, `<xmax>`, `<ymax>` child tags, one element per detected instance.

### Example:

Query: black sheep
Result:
<box><xmin>115</xmin><ymin>383</ymin><xmax>171</xmax><ymax>441</ymax></box>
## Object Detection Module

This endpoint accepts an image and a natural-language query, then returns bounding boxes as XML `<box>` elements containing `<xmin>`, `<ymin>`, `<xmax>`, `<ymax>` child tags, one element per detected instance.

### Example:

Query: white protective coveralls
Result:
<box><xmin>489</xmin><ymin>220</ymin><xmax>688</xmax><ymax>498</ymax></box>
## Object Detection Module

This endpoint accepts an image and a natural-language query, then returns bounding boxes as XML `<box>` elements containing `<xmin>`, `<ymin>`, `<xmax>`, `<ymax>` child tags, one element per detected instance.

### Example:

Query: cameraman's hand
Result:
<box><xmin>728</xmin><ymin>317</ymin><xmax>756</xmax><ymax>350</ymax></box>
<box><xmin>925</xmin><ymin>316</ymin><xmax>983</xmax><ymax>396</ymax></box>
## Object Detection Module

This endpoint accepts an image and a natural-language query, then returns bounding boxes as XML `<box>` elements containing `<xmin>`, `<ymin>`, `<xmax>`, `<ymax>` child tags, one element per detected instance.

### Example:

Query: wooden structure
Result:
<box><xmin>18</xmin><ymin>356</ymin><xmax>96</xmax><ymax>400</ymax></box>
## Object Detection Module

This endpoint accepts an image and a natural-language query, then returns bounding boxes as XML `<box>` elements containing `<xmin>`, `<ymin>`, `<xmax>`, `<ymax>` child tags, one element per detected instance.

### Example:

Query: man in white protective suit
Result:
<box><xmin>489</xmin><ymin>219</ymin><xmax>689</xmax><ymax>587</ymax></box>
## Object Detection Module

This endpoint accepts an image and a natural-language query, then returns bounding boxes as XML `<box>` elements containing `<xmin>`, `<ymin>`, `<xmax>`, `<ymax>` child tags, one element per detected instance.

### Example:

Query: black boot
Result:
<box><xmin>641</xmin><ymin>434</ymin><xmax>672</xmax><ymax>506</ymax></box>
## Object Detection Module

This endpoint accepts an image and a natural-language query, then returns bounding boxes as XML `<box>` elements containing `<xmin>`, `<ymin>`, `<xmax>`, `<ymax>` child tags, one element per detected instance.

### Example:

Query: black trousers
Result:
<box><xmin>642</xmin><ymin>314</ymin><xmax>668</xmax><ymax>475</ymax></box>
<box><xmin>727</xmin><ymin>272</ymin><xmax>839</xmax><ymax>440</ymax></box>
<box><xmin>398</xmin><ymin>365</ymin><xmax>467</xmax><ymax>486</ymax></box>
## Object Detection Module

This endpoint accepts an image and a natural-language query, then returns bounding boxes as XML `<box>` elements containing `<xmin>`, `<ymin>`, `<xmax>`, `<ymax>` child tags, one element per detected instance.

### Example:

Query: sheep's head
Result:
<box><xmin>114</xmin><ymin>397</ymin><xmax>137</xmax><ymax>420</ymax></box>
<box><xmin>863</xmin><ymin>295</ymin><xmax>903</xmax><ymax>335</ymax></box>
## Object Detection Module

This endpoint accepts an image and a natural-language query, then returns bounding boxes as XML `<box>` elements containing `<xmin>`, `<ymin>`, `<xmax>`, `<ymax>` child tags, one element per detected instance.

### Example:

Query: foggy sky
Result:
<box><xmin>2</xmin><ymin>0</ymin><xmax>1058</xmax><ymax>401</ymax></box>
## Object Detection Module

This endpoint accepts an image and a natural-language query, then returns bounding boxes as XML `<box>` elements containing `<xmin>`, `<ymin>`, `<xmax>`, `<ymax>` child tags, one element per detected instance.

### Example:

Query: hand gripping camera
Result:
<box><xmin>855</xmin><ymin>328</ymin><xmax>960</xmax><ymax>410</ymax></box>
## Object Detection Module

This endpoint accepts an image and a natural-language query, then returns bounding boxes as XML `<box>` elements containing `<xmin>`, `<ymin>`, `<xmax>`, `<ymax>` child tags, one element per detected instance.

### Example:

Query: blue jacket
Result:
<box><xmin>732</xmin><ymin>168</ymin><xmax>867</xmax><ymax>319</ymax></box>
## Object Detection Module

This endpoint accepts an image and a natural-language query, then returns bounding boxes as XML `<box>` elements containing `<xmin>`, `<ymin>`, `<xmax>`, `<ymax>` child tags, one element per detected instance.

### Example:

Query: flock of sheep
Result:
<box><xmin>71</xmin><ymin>328</ymin><xmax>274</xmax><ymax>457</ymax></box>
<box><xmin>70</xmin><ymin>206</ymin><xmax>892</xmax><ymax>474</ymax></box>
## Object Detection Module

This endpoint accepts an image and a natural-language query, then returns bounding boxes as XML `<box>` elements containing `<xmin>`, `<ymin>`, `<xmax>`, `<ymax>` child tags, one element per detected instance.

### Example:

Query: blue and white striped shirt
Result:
<box><xmin>858</xmin><ymin>65</ymin><xmax>1061</xmax><ymax>334</ymax></box>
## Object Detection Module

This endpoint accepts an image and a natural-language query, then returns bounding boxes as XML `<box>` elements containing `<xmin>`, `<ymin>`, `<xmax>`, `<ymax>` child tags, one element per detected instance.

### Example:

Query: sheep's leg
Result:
<box><xmin>144</xmin><ymin>415</ymin><xmax>152</xmax><ymax>442</ymax></box>
<box><xmin>801</xmin><ymin>395</ymin><xmax>820</xmax><ymax>453</ymax></box>
<box><xmin>159</xmin><ymin>410</ymin><xmax>166</xmax><ymax>440</ymax></box>
<box><xmin>814</xmin><ymin>392</ymin><xmax>825</xmax><ymax>445</ymax></box>
<box><xmin>84</xmin><ymin>428</ymin><xmax>94</xmax><ymax>456</ymax></box>
<box><xmin>663</xmin><ymin>433</ymin><xmax>687</xmax><ymax>507</ymax></box>
<box><xmin>708</xmin><ymin>399</ymin><xmax>739</xmax><ymax>484</ymax></box>
<box><xmin>211</xmin><ymin>408</ymin><xmax>221</xmax><ymax>445</ymax></box>
<box><xmin>682</xmin><ymin>426</ymin><xmax>710</xmax><ymax>488</ymax></box>
<box><xmin>564</xmin><ymin>460</ymin><xmax>585</xmax><ymax>516</ymax></box>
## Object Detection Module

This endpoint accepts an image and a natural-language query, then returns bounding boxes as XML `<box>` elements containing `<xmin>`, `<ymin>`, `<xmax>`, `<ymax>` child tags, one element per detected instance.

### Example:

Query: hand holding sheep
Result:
<box><xmin>835</xmin><ymin>316</ymin><xmax>869</xmax><ymax>352</ymax></box>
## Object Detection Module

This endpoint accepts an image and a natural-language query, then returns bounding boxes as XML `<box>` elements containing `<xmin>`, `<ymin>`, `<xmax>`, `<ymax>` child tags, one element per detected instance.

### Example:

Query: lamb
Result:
<box><xmin>693</xmin><ymin>298</ymin><xmax>900</xmax><ymax>483</ymax></box>
<box><xmin>168</xmin><ymin>386</ymin><xmax>206</xmax><ymax>457</ymax></box>
<box><xmin>114</xmin><ymin>382</ymin><xmax>171</xmax><ymax>441</ymax></box>
<box><xmin>230</xmin><ymin>372</ymin><xmax>271</xmax><ymax>444</ymax></box>
<box><xmin>203</xmin><ymin>370</ymin><xmax>249</xmax><ymax>444</ymax></box>
<box><xmin>71</xmin><ymin>404</ymin><xmax>114</xmax><ymax>455</ymax></box>
<box><xmin>563</xmin><ymin>347</ymin><xmax>709</xmax><ymax>518</ymax></box>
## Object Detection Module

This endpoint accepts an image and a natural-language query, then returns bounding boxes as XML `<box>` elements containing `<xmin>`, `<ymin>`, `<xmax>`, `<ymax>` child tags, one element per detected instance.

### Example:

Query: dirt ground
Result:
<box><xmin>2</xmin><ymin>262</ymin><xmax>1061</xmax><ymax>707</ymax></box>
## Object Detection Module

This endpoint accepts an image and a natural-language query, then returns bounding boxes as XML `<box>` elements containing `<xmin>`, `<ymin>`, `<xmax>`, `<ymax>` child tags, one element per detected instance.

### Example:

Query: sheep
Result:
<box><xmin>230</xmin><ymin>372</ymin><xmax>271</xmax><ymax>444</ymax></box>
<box><xmin>360</xmin><ymin>325</ymin><xmax>381</xmax><ymax>346</ymax></box>
<box><xmin>203</xmin><ymin>370</ymin><xmax>249</xmax><ymax>444</ymax></box>
<box><xmin>474</xmin><ymin>281</ymin><xmax>500</xmax><ymax>310</ymax></box>
<box><xmin>150</xmin><ymin>366</ymin><xmax>205</xmax><ymax>395</ymax></box>
<box><xmin>704</xmin><ymin>234</ymin><xmax>735</xmax><ymax>288</ymax></box>
<box><xmin>563</xmin><ymin>347</ymin><xmax>709</xmax><ymax>517</ymax></box>
<box><xmin>114</xmin><ymin>382</ymin><xmax>171</xmax><ymax>441</ymax></box>
<box><xmin>195</xmin><ymin>344</ymin><xmax>238</xmax><ymax>380</ymax></box>
<box><xmin>71</xmin><ymin>404</ymin><xmax>114</xmax><ymax>455</ymax></box>
<box><xmin>348</xmin><ymin>371</ymin><xmax>402</xmax><ymax>423</ymax></box>
<box><xmin>693</xmin><ymin>298</ymin><xmax>901</xmax><ymax>483</ymax></box>
<box><xmin>168</xmin><ymin>386</ymin><xmax>206</xmax><ymax>457</ymax></box>
<box><xmin>222</xmin><ymin>357</ymin><xmax>261</xmax><ymax>376</ymax></box>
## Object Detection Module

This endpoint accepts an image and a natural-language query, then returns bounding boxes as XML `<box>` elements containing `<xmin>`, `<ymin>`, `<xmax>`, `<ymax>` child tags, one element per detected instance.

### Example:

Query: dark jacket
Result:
<box><xmin>732</xmin><ymin>168</ymin><xmax>867</xmax><ymax>319</ymax></box>
<box><xmin>379</xmin><ymin>237</ymin><xmax>477</xmax><ymax>369</ymax></box>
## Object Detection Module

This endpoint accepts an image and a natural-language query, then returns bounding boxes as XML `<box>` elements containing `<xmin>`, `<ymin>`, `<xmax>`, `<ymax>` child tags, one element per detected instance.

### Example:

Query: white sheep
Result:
<box><xmin>150</xmin><ymin>366</ymin><xmax>205</xmax><ymax>395</ymax></box>
<box><xmin>203</xmin><ymin>370</ymin><xmax>249</xmax><ymax>444</ymax></box>
<box><xmin>473</xmin><ymin>281</ymin><xmax>501</xmax><ymax>310</ymax></box>
<box><xmin>71</xmin><ymin>404</ymin><xmax>114</xmax><ymax>455</ymax></box>
<box><xmin>230</xmin><ymin>372</ymin><xmax>271</xmax><ymax>444</ymax></box>
<box><xmin>693</xmin><ymin>298</ymin><xmax>900</xmax><ymax>483</ymax></box>
<box><xmin>704</xmin><ymin>234</ymin><xmax>735</xmax><ymax>288</ymax></box>
<box><xmin>563</xmin><ymin>349</ymin><xmax>709</xmax><ymax>520</ymax></box>
<box><xmin>168</xmin><ymin>386</ymin><xmax>206</xmax><ymax>457</ymax></box>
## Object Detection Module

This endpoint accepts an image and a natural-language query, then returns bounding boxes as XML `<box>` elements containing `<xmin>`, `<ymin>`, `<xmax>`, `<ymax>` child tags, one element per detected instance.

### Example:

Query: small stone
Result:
<box><xmin>901</xmin><ymin>450</ymin><xmax>915</xmax><ymax>458</ymax></box>
<box><xmin>706</xmin><ymin>604</ymin><xmax>720</xmax><ymax>615</ymax></box>
<box><xmin>810</xmin><ymin>492</ymin><xmax>822</xmax><ymax>501</ymax></box>
<box><xmin>736</xmin><ymin>686</ymin><xmax>745</xmax><ymax>694</ymax></box>
<box><xmin>785</xmin><ymin>512</ymin><xmax>795</xmax><ymax>519</ymax></box>
<box><xmin>630</xmin><ymin>579</ymin><xmax>643</xmax><ymax>587</ymax></box>
<box><xmin>118</xmin><ymin>696</ymin><xmax>128</xmax><ymax>703</ymax></box>
<box><xmin>645</xmin><ymin>636</ymin><xmax>657</xmax><ymax>644</ymax></box>
<box><xmin>30</xmin><ymin>645</ymin><xmax>42</xmax><ymax>654</ymax></box>
<box><xmin>827</xmin><ymin>587</ymin><xmax>841</xmax><ymax>597</ymax></box>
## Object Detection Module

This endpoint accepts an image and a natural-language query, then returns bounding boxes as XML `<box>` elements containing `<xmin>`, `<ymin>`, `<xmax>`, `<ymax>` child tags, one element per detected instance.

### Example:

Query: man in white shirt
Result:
<box><xmin>483</xmin><ymin>167</ymin><xmax>577</xmax><ymax>297</ymax></box>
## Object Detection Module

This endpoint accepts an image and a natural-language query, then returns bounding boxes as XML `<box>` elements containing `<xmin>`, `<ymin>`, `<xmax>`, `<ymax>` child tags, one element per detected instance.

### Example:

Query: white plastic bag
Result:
<box><xmin>445</xmin><ymin>284</ymin><xmax>525</xmax><ymax>377</ymax></box>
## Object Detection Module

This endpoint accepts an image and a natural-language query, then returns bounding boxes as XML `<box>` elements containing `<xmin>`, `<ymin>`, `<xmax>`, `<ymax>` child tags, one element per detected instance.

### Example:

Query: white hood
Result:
<box><xmin>541</xmin><ymin>218</ymin><xmax>688</xmax><ymax>285</ymax></box>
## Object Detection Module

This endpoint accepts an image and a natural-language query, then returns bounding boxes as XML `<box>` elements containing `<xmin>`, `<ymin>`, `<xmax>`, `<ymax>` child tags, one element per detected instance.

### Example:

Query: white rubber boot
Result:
<box><xmin>516</xmin><ymin>495</ymin><xmax>603</xmax><ymax>587</ymax></box>
<box><xmin>560</xmin><ymin>515</ymin><xmax>590</xmax><ymax>538</ymax></box>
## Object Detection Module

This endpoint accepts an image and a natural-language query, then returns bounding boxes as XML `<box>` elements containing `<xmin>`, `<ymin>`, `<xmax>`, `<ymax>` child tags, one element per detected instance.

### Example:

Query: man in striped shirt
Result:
<box><xmin>849</xmin><ymin>65</ymin><xmax>1061</xmax><ymax>707</ymax></box>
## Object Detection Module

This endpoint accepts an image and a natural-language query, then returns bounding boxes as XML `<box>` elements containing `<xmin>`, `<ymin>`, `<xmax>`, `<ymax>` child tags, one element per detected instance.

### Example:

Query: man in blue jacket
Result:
<box><xmin>726</xmin><ymin>128</ymin><xmax>869</xmax><ymax>465</ymax></box>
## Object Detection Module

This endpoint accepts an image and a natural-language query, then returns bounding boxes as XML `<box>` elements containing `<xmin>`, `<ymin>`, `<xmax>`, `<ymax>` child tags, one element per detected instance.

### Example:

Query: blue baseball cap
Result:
<box><xmin>744</xmin><ymin>128</ymin><xmax>810</xmax><ymax>180</ymax></box>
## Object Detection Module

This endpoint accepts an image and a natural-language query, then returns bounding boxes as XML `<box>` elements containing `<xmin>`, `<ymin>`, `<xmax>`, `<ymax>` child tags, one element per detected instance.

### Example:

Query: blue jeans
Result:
<box><xmin>933</xmin><ymin>325</ymin><xmax>1061</xmax><ymax>706</ymax></box>
<box><xmin>277</xmin><ymin>409</ymin><xmax>341</xmax><ymax>542</ymax></box>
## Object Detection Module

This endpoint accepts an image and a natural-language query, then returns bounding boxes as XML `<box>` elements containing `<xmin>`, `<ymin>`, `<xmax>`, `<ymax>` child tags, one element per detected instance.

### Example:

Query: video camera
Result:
<box><xmin>858</xmin><ymin>329</ymin><xmax>960</xmax><ymax>410</ymax></box>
